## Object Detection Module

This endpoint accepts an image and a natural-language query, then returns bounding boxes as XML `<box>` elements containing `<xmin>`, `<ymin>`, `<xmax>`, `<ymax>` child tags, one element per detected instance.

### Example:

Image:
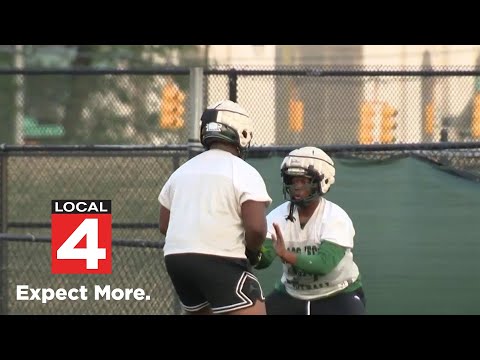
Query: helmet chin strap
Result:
<box><xmin>291</xmin><ymin>194</ymin><xmax>320</xmax><ymax>208</ymax></box>
<box><xmin>284</xmin><ymin>185</ymin><xmax>321</xmax><ymax>222</ymax></box>
<box><xmin>239</xmin><ymin>142</ymin><xmax>251</xmax><ymax>160</ymax></box>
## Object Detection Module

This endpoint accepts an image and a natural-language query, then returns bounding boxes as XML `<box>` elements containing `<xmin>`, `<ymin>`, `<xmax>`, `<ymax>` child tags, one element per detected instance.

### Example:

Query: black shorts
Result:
<box><xmin>164</xmin><ymin>253</ymin><xmax>265</xmax><ymax>314</ymax></box>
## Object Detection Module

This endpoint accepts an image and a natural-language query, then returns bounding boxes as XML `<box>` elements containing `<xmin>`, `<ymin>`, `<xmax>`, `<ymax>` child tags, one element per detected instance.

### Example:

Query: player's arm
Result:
<box><xmin>291</xmin><ymin>241</ymin><xmax>346</xmax><ymax>275</ymax></box>
<box><xmin>254</xmin><ymin>238</ymin><xmax>276</xmax><ymax>269</ymax></box>
<box><xmin>241</xmin><ymin>200</ymin><xmax>268</xmax><ymax>258</ymax></box>
<box><xmin>159</xmin><ymin>204</ymin><xmax>170</xmax><ymax>236</ymax></box>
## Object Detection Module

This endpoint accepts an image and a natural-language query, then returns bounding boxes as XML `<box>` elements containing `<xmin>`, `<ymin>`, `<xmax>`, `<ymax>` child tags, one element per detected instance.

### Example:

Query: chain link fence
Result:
<box><xmin>1</xmin><ymin>66</ymin><xmax>480</xmax><ymax>314</ymax></box>
<box><xmin>1</xmin><ymin>66</ymin><xmax>480</xmax><ymax>146</ymax></box>
<box><xmin>2</xmin><ymin>234</ymin><xmax>179</xmax><ymax>315</ymax></box>
<box><xmin>1</xmin><ymin>143</ymin><xmax>479</xmax><ymax>314</ymax></box>
<box><xmin>0</xmin><ymin>146</ymin><xmax>188</xmax><ymax>315</ymax></box>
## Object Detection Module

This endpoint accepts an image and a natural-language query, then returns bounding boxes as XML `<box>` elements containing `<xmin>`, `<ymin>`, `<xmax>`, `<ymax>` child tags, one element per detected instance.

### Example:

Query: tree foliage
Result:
<box><xmin>22</xmin><ymin>45</ymin><xmax>204</xmax><ymax>144</ymax></box>
<box><xmin>24</xmin><ymin>45</ymin><xmax>204</xmax><ymax>68</ymax></box>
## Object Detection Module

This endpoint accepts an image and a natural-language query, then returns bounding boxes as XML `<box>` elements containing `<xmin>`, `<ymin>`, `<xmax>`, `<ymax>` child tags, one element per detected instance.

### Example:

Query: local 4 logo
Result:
<box><xmin>51</xmin><ymin>200</ymin><xmax>112</xmax><ymax>274</ymax></box>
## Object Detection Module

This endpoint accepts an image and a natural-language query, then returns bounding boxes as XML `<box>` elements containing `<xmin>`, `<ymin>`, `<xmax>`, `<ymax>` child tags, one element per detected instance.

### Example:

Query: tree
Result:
<box><xmin>22</xmin><ymin>45</ymin><xmax>204</xmax><ymax>144</ymax></box>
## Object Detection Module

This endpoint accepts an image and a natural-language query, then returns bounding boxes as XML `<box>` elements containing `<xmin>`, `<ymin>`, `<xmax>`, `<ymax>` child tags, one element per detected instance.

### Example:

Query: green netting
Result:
<box><xmin>247</xmin><ymin>156</ymin><xmax>480</xmax><ymax>315</ymax></box>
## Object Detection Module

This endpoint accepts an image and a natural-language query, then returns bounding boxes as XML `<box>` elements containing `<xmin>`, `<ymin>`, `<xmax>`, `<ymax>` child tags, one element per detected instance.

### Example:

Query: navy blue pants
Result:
<box><xmin>266</xmin><ymin>287</ymin><xmax>366</xmax><ymax>315</ymax></box>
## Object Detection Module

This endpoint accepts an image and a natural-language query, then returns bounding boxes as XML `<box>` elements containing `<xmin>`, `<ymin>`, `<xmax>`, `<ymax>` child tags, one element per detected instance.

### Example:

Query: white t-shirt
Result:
<box><xmin>159</xmin><ymin>149</ymin><xmax>272</xmax><ymax>258</ymax></box>
<box><xmin>266</xmin><ymin>198</ymin><xmax>360</xmax><ymax>300</ymax></box>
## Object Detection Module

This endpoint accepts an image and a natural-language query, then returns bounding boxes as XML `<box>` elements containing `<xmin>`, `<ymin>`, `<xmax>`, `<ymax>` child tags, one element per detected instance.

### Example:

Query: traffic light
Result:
<box><xmin>472</xmin><ymin>94</ymin><xmax>480</xmax><ymax>138</ymax></box>
<box><xmin>289</xmin><ymin>98</ymin><xmax>304</xmax><ymax>132</ymax></box>
<box><xmin>424</xmin><ymin>102</ymin><xmax>435</xmax><ymax>135</ymax></box>
<box><xmin>380</xmin><ymin>103</ymin><xmax>397</xmax><ymax>144</ymax></box>
<box><xmin>358</xmin><ymin>102</ymin><xmax>374</xmax><ymax>144</ymax></box>
<box><xmin>159</xmin><ymin>81</ymin><xmax>186</xmax><ymax>129</ymax></box>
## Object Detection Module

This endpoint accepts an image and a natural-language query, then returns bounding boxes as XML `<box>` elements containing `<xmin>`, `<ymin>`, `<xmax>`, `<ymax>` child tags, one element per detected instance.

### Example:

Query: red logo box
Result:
<box><xmin>51</xmin><ymin>200</ymin><xmax>112</xmax><ymax>274</ymax></box>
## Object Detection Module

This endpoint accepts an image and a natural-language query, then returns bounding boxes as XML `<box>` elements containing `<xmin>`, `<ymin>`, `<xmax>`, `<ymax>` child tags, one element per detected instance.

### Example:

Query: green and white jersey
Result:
<box><xmin>266</xmin><ymin>198</ymin><xmax>359</xmax><ymax>300</ymax></box>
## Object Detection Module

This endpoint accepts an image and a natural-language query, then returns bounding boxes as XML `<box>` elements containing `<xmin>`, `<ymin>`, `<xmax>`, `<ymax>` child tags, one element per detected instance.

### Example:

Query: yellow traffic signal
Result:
<box><xmin>159</xmin><ymin>81</ymin><xmax>186</xmax><ymax>129</ymax></box>
<box><xmin>358</xmin><ymin>102</ymin><xmax>374</xmax><ymax>144</ymax></box>
<box><xmin>424</xmin><ymin>102</ymin><xmax>435</xmax><ymax>135</ymax></box>
<box><xmin>472</xmin><ymin>94</ymin><xmax>480</xmax><ymax>138</ymax></box>
<box><xmin>380</xmin><ymin>103</ymin><xmax>397</xmax><ymax>144</ymax></box>
<box><xmin>289</xmin><ymin>98</ymin><xmax>304</xmax><ymax>132</ymax></box>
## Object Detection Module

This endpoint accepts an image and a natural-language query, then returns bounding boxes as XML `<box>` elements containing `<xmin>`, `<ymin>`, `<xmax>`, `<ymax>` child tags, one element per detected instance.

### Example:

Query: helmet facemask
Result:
<box><xmin>279</xmin><ymin>146</ymin><xmax>335</xmax><ymax>222</ymax></box>
<box><xmin>281</xmin><ymin>165</ymin><xmax>324</xmax><ymax>208</ymax></box>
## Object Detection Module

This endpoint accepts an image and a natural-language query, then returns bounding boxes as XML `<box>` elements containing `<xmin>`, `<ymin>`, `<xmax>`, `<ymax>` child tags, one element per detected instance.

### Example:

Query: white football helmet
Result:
<box><xmin>200</xmin><ymin>100</ymin><xmax>253</xmax><ymax>157</ymax></box>
<box><xmin>281</xmin><ymin>146</ymin><xmax>336</xmax><ymax>206</ymax></box>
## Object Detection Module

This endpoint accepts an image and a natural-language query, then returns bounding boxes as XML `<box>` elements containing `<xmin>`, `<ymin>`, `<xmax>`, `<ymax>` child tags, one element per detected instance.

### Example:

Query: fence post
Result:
<box><xmin>188</xmin><ymin>67</ymin><xmax>204</xmax><ymax>160</ymax></box>
<box><xmin>228</xmin><ymin>69</ymin><xmax>238</xmax><ymax>103</ymax></box>
<box><xmin>0</xmin><ymin>149</ymin><xmax>8</xmax><ymax>315</ymax></box>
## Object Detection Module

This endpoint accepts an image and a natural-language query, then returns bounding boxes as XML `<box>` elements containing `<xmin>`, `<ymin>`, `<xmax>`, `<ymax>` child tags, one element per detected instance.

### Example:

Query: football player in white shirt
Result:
<box><xmin>255</xmin><ymin>146</ymin><xmax>366</xmax><ymax>315</ymax></box>
<box><xmin>159</xmin><ymin>100</ymin><xmax>272</xmax><ymax>315</ymax></box>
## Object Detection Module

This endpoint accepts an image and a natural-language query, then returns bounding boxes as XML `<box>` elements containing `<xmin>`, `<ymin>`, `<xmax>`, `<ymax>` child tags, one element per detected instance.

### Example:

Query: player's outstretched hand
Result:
<box><xmin>271</xmin><ymin>222</ymin><xmax>287</xmax><ymax>259</ymax></box>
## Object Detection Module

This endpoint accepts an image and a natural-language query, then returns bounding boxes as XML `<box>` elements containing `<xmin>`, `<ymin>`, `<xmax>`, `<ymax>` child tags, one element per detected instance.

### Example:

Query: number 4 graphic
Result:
<box><xmin>56</xmin><ymin>218</ymin><xmax>107</xmax><ymax>270</ymax></box>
